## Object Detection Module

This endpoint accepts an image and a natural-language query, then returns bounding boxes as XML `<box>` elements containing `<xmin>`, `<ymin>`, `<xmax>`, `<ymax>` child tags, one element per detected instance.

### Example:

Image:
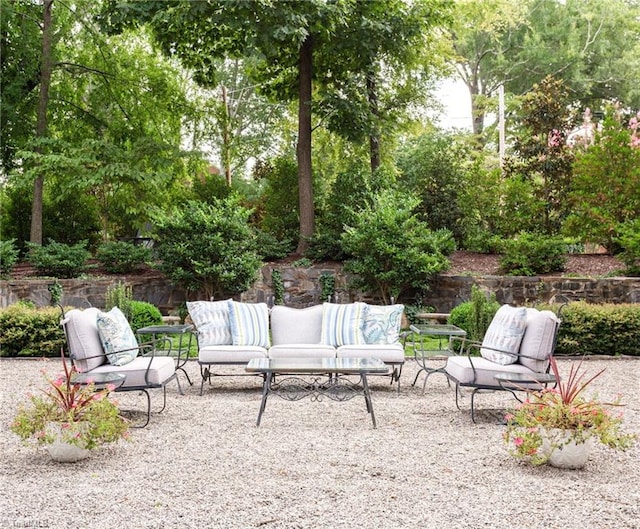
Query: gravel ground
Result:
<box><xmin>1</xmin><ymin>357</ymin><xmax>639</xmax><ymax>529</ymax></box>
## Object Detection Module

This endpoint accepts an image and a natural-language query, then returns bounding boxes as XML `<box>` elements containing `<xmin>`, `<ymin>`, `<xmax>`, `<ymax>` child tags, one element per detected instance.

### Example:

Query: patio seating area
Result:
<box><xmin>1</xmin><ymin>356</ymin><xmax>638</xmax><ymax>529</ymax></box>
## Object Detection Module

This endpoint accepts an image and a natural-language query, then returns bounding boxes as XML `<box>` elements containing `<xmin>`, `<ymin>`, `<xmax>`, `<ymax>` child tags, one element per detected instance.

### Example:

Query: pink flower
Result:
<box><xmin>106</xmin><ymin>384</ymin><xmax>116</xmax><ymax>392</ymax></box>
<box><xmin>514</xmin><ymin>437</ymin><xmax>524</xmax><ymax>447</ymax></box>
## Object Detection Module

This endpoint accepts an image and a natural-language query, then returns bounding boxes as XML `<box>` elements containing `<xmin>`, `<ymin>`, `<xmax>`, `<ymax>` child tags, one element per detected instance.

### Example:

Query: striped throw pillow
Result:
<box><xmin>186</xmin><ymin>300</ymin><xmax>232</xmax><ymax>346</ymax></box>
<box><xmin>227</xmin><ymin>301</ymin><xmax>270</xmax><ymax>348</ymax></box>
<box><xmin>320</xmin><ymin>302</ymin><xmax>367</xmax><ymax>346</ymax></box>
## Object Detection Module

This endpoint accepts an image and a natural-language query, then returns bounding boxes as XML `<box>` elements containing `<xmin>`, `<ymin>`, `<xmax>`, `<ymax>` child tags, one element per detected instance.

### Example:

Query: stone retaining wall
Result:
<box><xmin>1</xmin><ymin>265</ymin><xmax>639</xmax><ymax>313</ymax></box>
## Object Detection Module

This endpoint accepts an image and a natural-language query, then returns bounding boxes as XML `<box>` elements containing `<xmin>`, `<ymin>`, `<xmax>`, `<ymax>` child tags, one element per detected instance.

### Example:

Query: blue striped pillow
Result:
<box><xmin>227</xmin><ymin>301</ymin><xmax>270</xmax><ymax>348</ymax></box>
<box><xmin>320</xmin><ymin>302</ymin><xmax>367</xmax><ymax>346</ymax></box>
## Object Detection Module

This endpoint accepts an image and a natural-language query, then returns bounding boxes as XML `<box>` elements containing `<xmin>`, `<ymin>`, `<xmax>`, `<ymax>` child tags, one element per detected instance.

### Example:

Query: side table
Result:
<box><xmin>137</xmin><ymin>324</ymin><xmax>194</xmax><ymax>395</ymax></box>
<box><xmin>494</xmin><ymin>372</ymin><xmax>557</xmax><ymax>402</ymax></box>
<box><xmin>409</xmin><ymin>323</ymin><xmax>467</xmax><ymax>394</ymax></box>
<box><xmin>71</xmin><ymin>372</ymin><xmax>126</xmax><ymax>391</ymax></box>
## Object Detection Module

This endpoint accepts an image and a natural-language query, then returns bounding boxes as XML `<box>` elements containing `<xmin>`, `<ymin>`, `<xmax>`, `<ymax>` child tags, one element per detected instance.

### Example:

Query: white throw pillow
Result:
<box><xmin>362</xmin><ymin>304</ymin><xmax>404</xmax><ymax>345</ymax></box>
<box><xmin>480</xmin><ymin>305</ymin><xmax>528</xmax><ymax>365</ymax></box>
<box><xmin>227</xmin><ymin>301</ymin><xmax>271</xmax><ymax>348</ymax></box>
<box><xmin>96</xmin><ymin>307</ymin><xmax>139</xmax><ymax>366</ymax></box>
<box><xmin>519</xmin><ymin>309</ymin><xmax>560</xmax><ymax>372</ymax></box>
<box><xmin>320</xmin><ymin>302</ymin><xmax>367</xmax><ymax>346</ymax></box>
<box><xmin>187</xmin><ymin>300</ymin><xmax>232</xmax><ymax>346</ymax></box>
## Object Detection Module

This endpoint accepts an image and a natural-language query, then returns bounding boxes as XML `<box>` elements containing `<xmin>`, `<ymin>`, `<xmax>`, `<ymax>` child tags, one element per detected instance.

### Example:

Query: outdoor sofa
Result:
<box><xmin>187</xmin><ymin>300</ymin><xmax>406</xmax><ymax>394</ymax></box>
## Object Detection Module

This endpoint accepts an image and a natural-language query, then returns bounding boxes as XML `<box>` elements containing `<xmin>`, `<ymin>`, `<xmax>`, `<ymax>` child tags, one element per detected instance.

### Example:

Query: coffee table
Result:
<box><xmin>246</xmin><ymin>358</ymin><xmax>389</xmax><ymax>428</ymax></box>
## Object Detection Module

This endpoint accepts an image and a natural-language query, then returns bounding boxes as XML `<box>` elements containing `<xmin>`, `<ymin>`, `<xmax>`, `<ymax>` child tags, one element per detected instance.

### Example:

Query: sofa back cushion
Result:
<box><xmin>62</xmin><ymin>308</ymin><xmax>106</xmax><ymax>373</ymax></box>
<box><xmin>96</xmin><ymin>307</ymin><xmax>139</xmax><ymax>366</ymax></box>
<box><xmin>187</xmin><ymin>300</ymin><xmax>232</xmax><ymax>347</ymax></box>
<box><xmin>321</xmin><ymin>302</ymin><xmax>367</xmax><ymax>346</ymax></box>
<box><xmin>271</xmin><ymin>305</ymin><xmax>324</xmax><ymax>345</ymax></box>
<box><xmin>480</xmin><ymin>305</ymin><xmax>528</xmax><ymax>365</ymax></box>
<box><xmin>228</xmin><ymin>301</ymin><xmax>271</xmax><ymax>348</ymax></box>
<box><xmin>519</xmin><ymin>309</ymin><xmax>560</xmax><ymax>372</ymax></box>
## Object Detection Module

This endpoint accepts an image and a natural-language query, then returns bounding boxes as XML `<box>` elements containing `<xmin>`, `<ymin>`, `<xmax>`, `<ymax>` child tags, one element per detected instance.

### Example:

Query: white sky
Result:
<box><xmin>433</xmin><ymin>78</ymin><xmax>474</xmax><ymax>130</ymax></box>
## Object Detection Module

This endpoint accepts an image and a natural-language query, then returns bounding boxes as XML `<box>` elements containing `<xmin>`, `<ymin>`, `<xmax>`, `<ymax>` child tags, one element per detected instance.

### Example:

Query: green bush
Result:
<box><xmin>28</xmin><ymin>240</ymin><xmax>90</xmax><ymax>278</ymax></box>
<box><xmin>129</xmin><ymin>300</ymin><xmax>163</xmax><ymax>332</ymax></box>
<box><xmin>556</xmin><ymin>302</ymin><xmax>640</xmax><ymax>357</ymax></box>
<box><xmin>448</xmin><ymin>286</ymin><xmax>500</xmax><ymax>341</ymax></box>
<box><xmin>341</xmin><ymin>190</ymin><xmax>452</xmax><ymax>304</ymax></box>
<box><xmin>0</xmin><ymin>239</ymin><xmax>19</xmax><ymax>277</ymax></box>
<box><xmin>152</xmin><ymin>197</ymin><xmax>262</xmax><ymax>299</ymax></box>
<box><xmin>499</xmin><ymin>233</ymin><xmax>567</xmax><ymax>276</ymax></box>
<box><xmin>0</xmin><ymin>303</ymin><xmax>66</xmax><ymax>357</ymax></box>
<box><xmin>616</xmin><ymin>219</ymin><xmax>640</xmax><ymax>276</ymax></box>
<box><xmin>96</xmin><ymin>241</ymin><xmax>152</xmax><ymax>274</ymax></box>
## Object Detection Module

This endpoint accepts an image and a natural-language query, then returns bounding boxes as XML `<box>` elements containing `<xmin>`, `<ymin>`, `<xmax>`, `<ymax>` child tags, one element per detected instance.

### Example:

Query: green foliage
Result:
<box><xmin>96</xmin><ymin>241</ymin><xmax>152</xmax><ymax>274</ymax></box>
<box><xmin>319</xmin><ymin>273</ymin><xmax>336</xmax><ymax>303</ymax></box>
<box><xmin>105</xmin><ymin>282</ymin><xmax>133</xmax><ymax>318</ymax></box>
<box><xmin>556</xmin><ymin>302</ymin><xmax>640</xmax><ymax>357</ymax></box>
<box><xmin>128</xmin><ymin>300</ymin><xmax>163</xmax><ymax>332</ymax></box>
<box><xmin>565</xmin><ymin>110</ymin><xmax>640</xmax><ymax>253</ymax></box>
<box><xmin>395</xmin><ymin>131</ymin><xmax>466</xmax><ymax>244</ymax></box>
<box><xmin>499</xmin><ymin>233</ymin><xmax>567</xmax><ymax>276</ymax></box>
<box><xmin>0</xmin><ymin>304</ymin><xmax>65</xmax><ymax>357</ymax></box>
<box><xmin>254</xmin><ymin>230</ymin><xmax>293</xmax><ymax>261</ymax></box>
<box><xmin>271</xmin><ymin>269</ymin><xmax>285</xmax><ymax>305</ymax></box>
<box><xmin>0</xmin><ymin>239</ymin><xmax>19</xmax><ymax>276</ymax></box>
<box><xmin>341</xmin><ymin>190</ymin><xmax>452</xmax><ymax>304</ymax></box>
<box><xmin>47</xmin><ymin>282</ymin><xmax>63</xmax><ymax>306</ymax></box>
<box><xmin>615</xmin><ymin>219</ymin><xmax>640</xmax><ymax>276</ymax></box>
<box><xmin>448</xmin><ymin>286</ymin><xmax>499</xmax><ymax>341</ymax></box>
<box><xmin>27</xmin><ymin>240</ymin><xmax>90</xmax><ymax>279</ymax></box>
<box><xmin>152</xmin><ymin>197</ymin><xmax>262</xmax><ymax>299</ymax></box>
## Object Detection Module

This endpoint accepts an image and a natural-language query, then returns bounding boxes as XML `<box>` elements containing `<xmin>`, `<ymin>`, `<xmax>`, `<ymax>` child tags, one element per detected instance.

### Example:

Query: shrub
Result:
<box><xmin>0</xmin><ymin>303</ymin><xmax>65</xmax><ymax>357</ymax></box>
<box><xmin>152</xmin><ymin>197</ymin><xmax>262</xmax><ymax>299</ymax></box>
<box><xmin>499</xmin><ymin>233</ymin><xmax>567</xmax><ymax>276</ymax></box>
<box><xmin>616</xmin><ymin>219</ymin><xmax>640</xmax><ymax>276</ymax></box>
<box><xmin>105</xmin><ymin>282</ymin><xmax>133</xmax><ymax>319</ymax></box>
<box><xmin>341</xmin><ymin>190</ymin><xmax>452</xmax><ymax>304</ymax></box>
<box><xmin>556</xmin><ymin>302</ymin><xmax>640</xmax><ymax>357</ymax></box>
<box><xmin>0</xmin><ymin>239</ymin><xmax>19</xmax><ymax>277</ymax></box>
<box><xmin>96</xmin><ymin>241</ymin><xmax>152</xmax><ymax>274</ymax></box>
<box><xmin>27</xmin><ymin>240</ymin><xmax>90</xmax><ymax>278</ymax></box>
<box><xmin>129</xmin><ymin>300</ymin><xmax>163</xmax><ymax>332</ymax></box>
<box><xmin>448</xmin><ymin>286</ymin><xmax>500</xmax><ymax>341</ymax></box>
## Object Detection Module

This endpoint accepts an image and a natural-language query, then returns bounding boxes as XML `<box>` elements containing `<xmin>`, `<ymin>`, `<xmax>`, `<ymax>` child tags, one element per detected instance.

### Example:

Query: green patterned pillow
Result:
<box><xmin>362</xmin><ymin>304</ymin><xmax>404</xmax><ymax>345</ymax></box>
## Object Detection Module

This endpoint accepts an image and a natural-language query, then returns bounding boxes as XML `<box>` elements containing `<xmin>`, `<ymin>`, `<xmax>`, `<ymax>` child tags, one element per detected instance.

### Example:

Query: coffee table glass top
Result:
<box><xmin>71</xmin><ymin>372</ymin><xmax>126</xmax><ymax>389</ymax></box>
<box><xmin>410</xmin><ymin>324</ymin><xmax>467</xmax><ymax>336</ymax></box>
<box><xmin>246</xmin><ymin>357</ymin><xmax>388</xmax><ymax>374</ymax></box>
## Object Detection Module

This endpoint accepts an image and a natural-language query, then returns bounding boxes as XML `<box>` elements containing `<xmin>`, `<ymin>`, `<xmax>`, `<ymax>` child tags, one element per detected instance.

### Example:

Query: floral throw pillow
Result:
<box><xmin>96</xmin><ymin>307</ymin><xmax>139</xmax><ymax>366</ymax></box>
<box><xmin>362</xmin><ymin>304</ymin><xmax>404</xmax><ymax>345</ymax></box>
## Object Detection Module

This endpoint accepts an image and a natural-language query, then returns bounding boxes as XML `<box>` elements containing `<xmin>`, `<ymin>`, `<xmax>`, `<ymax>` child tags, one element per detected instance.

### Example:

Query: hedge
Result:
<box><xmin>0</xmin><ymin>303</ymin><xmax>66</xmax><ymax>357</ymax></box>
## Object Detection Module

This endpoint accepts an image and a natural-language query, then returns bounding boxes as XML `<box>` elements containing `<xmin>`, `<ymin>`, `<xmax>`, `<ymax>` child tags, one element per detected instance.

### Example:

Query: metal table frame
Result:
<box><xmin>137</xmin><ymin>324</ymin><xmax>194</xmax><ymax>395</ymax></box>
<box><xmin>409</xmin><ymin>323</ymin><xmax>467</xmax><ymax>393</ymax></box>
<box><xmin>246</xmin><ymin>357</ymin><xmax>389</xmax><ymax>428</ymax></box>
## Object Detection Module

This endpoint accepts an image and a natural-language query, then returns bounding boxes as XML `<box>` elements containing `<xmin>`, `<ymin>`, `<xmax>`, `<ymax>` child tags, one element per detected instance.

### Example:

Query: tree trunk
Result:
<box><xmin>30</xmin><ymin>0</ymin><xmax>54</xmax><ymax>246</ymax></box>
<box><xmin>366</xmin><ymin>73</ymin><xmax>381</xmax><ymax>174</ymax></box>
<box><xmin>296</xmin><ymin>35</ymin><xmax>314</xmax><ymax>255</ymax></box>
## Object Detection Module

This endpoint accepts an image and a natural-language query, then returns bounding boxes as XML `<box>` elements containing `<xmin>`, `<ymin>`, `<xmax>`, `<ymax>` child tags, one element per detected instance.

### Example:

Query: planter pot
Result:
<box><xmin>45</xmin><ymin>422</ymin><xmax>90</xmax><ymax>463</ymax></box>
<box><xmin>541</xmin><ymin>427</ymin><xmax>594</xmax><ymax>469</ymax></box>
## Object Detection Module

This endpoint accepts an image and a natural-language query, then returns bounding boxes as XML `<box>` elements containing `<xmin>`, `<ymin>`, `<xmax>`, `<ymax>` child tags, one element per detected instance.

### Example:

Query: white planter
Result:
<box><xmin>45</xmin><ymin>422</ymin><xmax>90</xmax><ymax>463</ymax></box>
<box><xmin>541</xmin><ymin>427</ymin><xmax>593</xmax><ymax>469</ymax></box>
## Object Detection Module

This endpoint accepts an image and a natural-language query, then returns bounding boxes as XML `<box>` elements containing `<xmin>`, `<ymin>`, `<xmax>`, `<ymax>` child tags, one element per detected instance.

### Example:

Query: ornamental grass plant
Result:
<box><xmin>11</xmin><ymin>352</ymin><xmax>129</xmax><ymax>451</ymax></box>
<box><xmin>503</xmin><ymin>356</ymin><xmax>636</xmax><ymax>466</ymax></box>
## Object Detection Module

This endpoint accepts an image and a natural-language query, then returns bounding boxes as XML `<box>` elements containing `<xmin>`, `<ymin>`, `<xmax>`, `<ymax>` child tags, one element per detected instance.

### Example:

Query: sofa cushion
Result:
<box><xmin>62</xmin><ymin>308</ymin><xmax>106</xmax><ymax>373</ymax></box>
<box><xmin>198</xmin><ymin>345</ymin><xmax>268</xmax><ymax>363</ymax></box>
<box><xmin>337</xmin><ymin>344</ymin><xmax>405</xmax><ymax>363</ymax></box>
<box><xmin>96</xmin><ymin>307</ymin><xmax>139</xmax><ymax>366</ymax></box>
<box><xmin>480</xmin><ymin>305</ymin><xmax>528</xmax><ymax>365</ymax></box>
<box><xmin>270</xmin><ymin>305</ymin><xmax>323</xmax><ymax>345</ymax></box>
<box><xmin>228</xmin><ymin>301</ymin><xmax>271</xmax><ymax>348</ymax></box>
<box><xmin>362</xmin><ymin>304</ymin><xmax>404</xmax><ymax>345</ymax></box>
<box><xmin>519</xmin><ymin>309</ymin><xmax>559</xmax><ymax>372</ymax></box>
<box><xmin>92</xmin><ymin>356</ymin><xmax>175</xmax><ymax>388</ymax></box>
<box><xmin>321</xmin><ymin>302</ymin><xmax>367</xmax><ymax>346</ymax></box>
<box><xmin>187</xmin><ymin>300</ymin><xmax>232</xmax><ymax>346</ymax></box>
<box><xmin>445</xmin><ymin>355</ymin><xmax>536</xmax><ymax>387</ymax></box>
<box><xmin>269</xmin><ymin>344</ymin><xmax>336</xmax><ymax>359</ymax></box>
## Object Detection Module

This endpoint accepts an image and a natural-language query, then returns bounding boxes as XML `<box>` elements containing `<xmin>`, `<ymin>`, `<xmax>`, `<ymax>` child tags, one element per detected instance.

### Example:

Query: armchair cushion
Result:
<box><xmin>445</xmin><ymin>355</ymin><xmax>536</xmax><ymax>387</ymax></box>
<box><xmin>320</xmin><ymin>302</ymin><xmax>367</xmax><ymax>346</ymax></box>
<box><xmin>62</xmin><ymin>308</ymin><xmax>105</xmax><ymax>373</ymax></box>
<box><xmin>362</xmin><ymin>304</ymin><xmax>404</xmax><ymax>345</ymax></box>
<box><xmin>187</xmin><ymin>300</ymin><xmax>232</xmax><ymax>346</ymax></box>
<box><xmin>91</xmin><ymin>356</ymin><xmax>175</xmax><ymax>387</ymax></box>
<box><xmin>519</xmin><ymin>309</ymin><xmax>560</xmax><ymax>372</ymax></box>
<box><xmin>480</xmin><ymin>305</ymin><xmax>527</xmax><ymax>365</ymax></box>
<box><xmin>228</xmin><ymin>301</ymin><xmax>270</xmax><ymax>348</ymax></box>
<box><xmin>96</xmin><ymin>307</ymin><xmax>139</xmax><ymax>366</ymax></box>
